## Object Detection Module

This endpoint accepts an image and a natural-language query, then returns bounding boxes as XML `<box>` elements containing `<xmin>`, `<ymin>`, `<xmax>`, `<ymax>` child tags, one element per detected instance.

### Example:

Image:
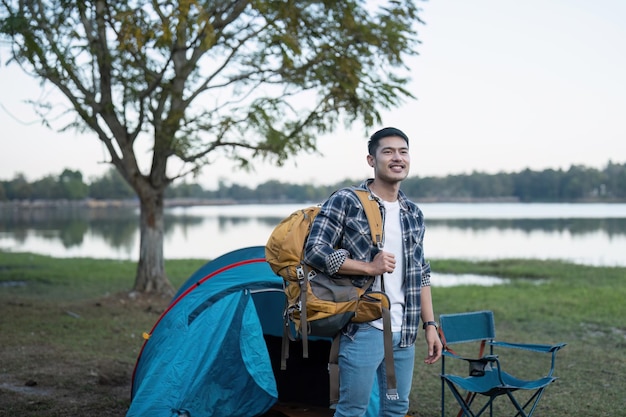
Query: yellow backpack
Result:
<box><xmin>265</xmin><ymin>187</ymin><xmax>398</xmax><ymax>404</ymax></box>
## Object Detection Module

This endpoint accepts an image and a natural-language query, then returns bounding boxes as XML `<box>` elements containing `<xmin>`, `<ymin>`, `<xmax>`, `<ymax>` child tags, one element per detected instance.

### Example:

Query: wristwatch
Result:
<box><xmin>422</xmin><ymin>321</ymin><xmax>438</xmax><ymax>330</ymax></box>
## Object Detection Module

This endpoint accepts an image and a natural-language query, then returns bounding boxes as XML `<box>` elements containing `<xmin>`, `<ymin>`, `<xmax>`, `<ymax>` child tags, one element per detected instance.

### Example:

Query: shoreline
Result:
<box><xmin>1</xmin><ymin>196</ymin><xmax>625</xmax><ymax>210</ymax></box>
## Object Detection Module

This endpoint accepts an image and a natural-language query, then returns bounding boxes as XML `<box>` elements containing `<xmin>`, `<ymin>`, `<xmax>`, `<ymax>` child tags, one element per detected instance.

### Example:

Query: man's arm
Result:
<box><xmin>420</xmin><ymin>285</ymin><xmax>442</xmax><ymax>364</ymax></box>
<box><xmin>337</xmin><ymin>251</ymin><xmax>397</xmax><ymax>276</ymax></box>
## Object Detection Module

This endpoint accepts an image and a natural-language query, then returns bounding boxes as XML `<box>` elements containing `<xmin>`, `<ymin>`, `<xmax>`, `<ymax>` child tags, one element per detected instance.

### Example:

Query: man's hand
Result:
<box><xmin>370</xmin><ymin>250</ymin><xmax>396</xmax><ymax>275</ymax></box>
<box><xmin>423</xmin><ymin>327</ymin><xmax>442</xmax><ymax>364</ymax></box>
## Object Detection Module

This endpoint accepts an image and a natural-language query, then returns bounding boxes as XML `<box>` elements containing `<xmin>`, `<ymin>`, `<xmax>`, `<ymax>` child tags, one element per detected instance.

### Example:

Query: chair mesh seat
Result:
<box><xmin>443</xmin><ymin>370</ymin><xmax>556</xmax><ymax>396</ymax></box>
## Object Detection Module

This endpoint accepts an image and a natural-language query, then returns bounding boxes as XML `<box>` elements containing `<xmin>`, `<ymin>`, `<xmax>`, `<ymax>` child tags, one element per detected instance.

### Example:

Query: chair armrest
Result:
<box><xmin>490</xmin><ymin>341</ymin><xmax>566</xmax><ymax>378</ymax></box>
<box><xmin>490</xmin><ymin>341</ymin><xmax>567</xmax><ymax>353</ymax></box>
<box><xmin>443</xmin><ymin>351</ymin><xmax>499</xmax><ymax>362</ymax></box>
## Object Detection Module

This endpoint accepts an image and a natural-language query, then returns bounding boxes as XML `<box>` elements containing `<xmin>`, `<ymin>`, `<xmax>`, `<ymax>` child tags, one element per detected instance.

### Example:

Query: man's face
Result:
<box><xmin>368</xmin><ymin>136</ymin><xmax>410</xmax><ymax>183</ymax></box>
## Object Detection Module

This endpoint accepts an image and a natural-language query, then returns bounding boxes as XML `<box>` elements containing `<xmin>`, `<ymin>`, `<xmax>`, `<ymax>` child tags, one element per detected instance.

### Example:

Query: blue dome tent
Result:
<box><xmin>127</xmin><ymin>246</ymin><xmax>379</xmax><ymax>417</ymax></box>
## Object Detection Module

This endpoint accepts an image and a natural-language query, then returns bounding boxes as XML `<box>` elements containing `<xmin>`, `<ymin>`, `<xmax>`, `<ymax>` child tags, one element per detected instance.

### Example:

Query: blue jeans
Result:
<box><xmin>334</xmin><ymin>323</ymin><xmax>416</xmax><ymax>417</ymax></box>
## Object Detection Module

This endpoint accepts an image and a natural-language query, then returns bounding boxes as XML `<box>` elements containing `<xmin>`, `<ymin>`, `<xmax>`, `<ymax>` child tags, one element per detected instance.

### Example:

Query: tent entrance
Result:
<box><xmin>264</xmin><ymin>335</ymin><xmax>331</xmax><ymax>406</ymax></box>
<box><xmin>251</xmin><ymin>290</ymin><xmax>332</xmax><ymax>407</ymax></box>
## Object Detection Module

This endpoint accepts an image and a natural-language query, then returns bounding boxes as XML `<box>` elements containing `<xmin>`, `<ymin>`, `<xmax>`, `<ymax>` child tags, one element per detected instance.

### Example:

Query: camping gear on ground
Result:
<box><xmin>265</xmin><ymin>188</ymin><xmax>398</xmax><ymax>404</ymax></box>
<box><xmin>127</xmin><ymin>246</ymin><xmax>383</xmax><ymax>417</ymax></box>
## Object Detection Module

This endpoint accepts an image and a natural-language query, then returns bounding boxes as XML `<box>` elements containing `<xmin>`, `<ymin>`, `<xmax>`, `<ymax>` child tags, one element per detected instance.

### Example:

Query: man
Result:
<box><xmin>303</xmin><ymin>127</ymin><xmax>442</xmax><ymax>417</ymax></box>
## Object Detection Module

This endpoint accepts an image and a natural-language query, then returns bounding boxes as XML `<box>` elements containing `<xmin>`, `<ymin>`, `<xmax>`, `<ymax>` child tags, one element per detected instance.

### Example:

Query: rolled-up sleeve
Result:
<box><xmin>420</xmin><ymin>261</ymin><xmax>431</xmax><ymax>287</ymax></box>
<box><xmin>326</xmin><ymin>249</ymin><xmax>350</xmax><ymax>275</ymax></box>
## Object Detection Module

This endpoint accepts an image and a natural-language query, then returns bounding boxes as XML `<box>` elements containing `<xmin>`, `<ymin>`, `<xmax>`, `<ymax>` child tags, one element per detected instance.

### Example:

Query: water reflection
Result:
<box><xmin>1</xmin><ymin>204</ymin><xmax>625</xmax><ymax>266</ymax></box>
<box><xmin>2</xmin><ymin>208</ymin><xmax>205</xmax><ymax>250</ymax></box>
<box><xmin>428</xmin><ymin>218</ymin><xmax>626</xmax><ymax>238</ymax></box>
<box><xmin>432</xmin><ymin>273</ymin><xmax>510</xmax><ymax>287</ymax></box>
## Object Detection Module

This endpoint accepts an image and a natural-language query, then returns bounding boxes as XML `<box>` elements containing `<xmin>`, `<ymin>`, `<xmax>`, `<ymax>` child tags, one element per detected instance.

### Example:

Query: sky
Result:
<box><xmin>1</xmin><ymin>0</ymin><xmax>625</xmax><ymax>190</ymax></box>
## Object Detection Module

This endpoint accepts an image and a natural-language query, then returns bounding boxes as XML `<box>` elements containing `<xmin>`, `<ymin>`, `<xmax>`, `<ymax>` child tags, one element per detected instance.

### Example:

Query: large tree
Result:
<box><xmin>0</xmin><ymin>0</ymin><xmax>423</xmax><ymax>294</ymax></box>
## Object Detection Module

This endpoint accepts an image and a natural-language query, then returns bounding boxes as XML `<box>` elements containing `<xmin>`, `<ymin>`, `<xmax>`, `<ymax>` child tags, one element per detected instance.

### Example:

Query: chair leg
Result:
<box><xmin>443</xmin><ymin>380</ymin><xmax>477</xmax><ymax>417</ymax></box>
<box><xmin>456</xmin><ymin>392</ymin><xmax>476</xmax><ymax>417</ymax></box>
<box><xmin>508</xmin><ymin>391</ymin><xmax>529</xmax><ymax>417</ymax></box>
<box><xmin>473</xmin><ymin>396</ymin><xmax>496</xmax><ymax>417</ymax></box>
<box><xmin>443</xmin><ymin>379</ymin><xmax>549</xmax><ymax>417</ymax></box>
<box><xmin>441</xmin><ymin>377</ymin><xmax>446</xmax><ymax>417</ymax></box>
<box><xmin>508</xmin><ymin>387</ymin><xmax>547</xmax><ymax>417</ymax></box>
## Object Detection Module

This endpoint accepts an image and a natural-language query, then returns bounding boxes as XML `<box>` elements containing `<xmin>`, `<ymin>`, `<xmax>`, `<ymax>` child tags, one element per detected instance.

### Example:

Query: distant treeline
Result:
<box><xmin>1</xmin><ymin>161</ymin><xmax>625</xmax><ymax>203</ymax></box>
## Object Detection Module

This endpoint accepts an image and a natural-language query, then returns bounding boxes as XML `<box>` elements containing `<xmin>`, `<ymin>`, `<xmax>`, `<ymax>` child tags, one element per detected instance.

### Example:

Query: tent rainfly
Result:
<box><xmin>127</xmin><ymin>246</ymin><xmax>381</xmax><ymax>417</ymax></box>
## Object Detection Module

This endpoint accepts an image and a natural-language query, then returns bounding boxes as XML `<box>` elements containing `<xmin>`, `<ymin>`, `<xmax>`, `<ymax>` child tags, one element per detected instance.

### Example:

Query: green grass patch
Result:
<box><xmin>1</xmin><ymin>251</ymin><xmax>625</xmax><ymax>416</ymax></box>
<box><xmin>0</xmin><ymin>251</ymin><xmax>203</xmax><ymax>300</ymax></box>
<box><xmin>412</xmin><ymin>258</ymin><xmax>626</xmax><ymax>416</ymax></box>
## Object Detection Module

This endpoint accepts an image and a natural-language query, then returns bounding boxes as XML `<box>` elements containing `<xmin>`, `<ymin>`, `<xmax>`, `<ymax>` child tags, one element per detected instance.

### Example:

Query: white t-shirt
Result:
<box><xmin>371</xmin><ymin>199</ymin><xmax>405</xmax><ymax>332</ymax></box>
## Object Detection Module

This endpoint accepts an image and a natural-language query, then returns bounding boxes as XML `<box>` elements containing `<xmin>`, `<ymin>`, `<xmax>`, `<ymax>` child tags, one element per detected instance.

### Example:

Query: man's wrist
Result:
<box><xmin>422</xmin><ymin>320</ymin><xmax>438</xmax><ymax>330</ymax></box>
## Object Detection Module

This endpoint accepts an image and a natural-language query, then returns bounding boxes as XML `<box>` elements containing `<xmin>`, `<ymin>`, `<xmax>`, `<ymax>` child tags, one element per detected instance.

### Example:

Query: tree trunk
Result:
<box><xmin>132</xmin><ymin>190</ymin><xmax>174</xmax><ymax>295</ymax></box>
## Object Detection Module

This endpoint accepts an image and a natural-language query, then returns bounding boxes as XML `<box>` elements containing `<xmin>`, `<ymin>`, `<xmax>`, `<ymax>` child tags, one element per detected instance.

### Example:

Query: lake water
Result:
<box><xmin>1</xmin><ymin>203</ymin><xmax>626</xmax><ymax>267</ymax></box>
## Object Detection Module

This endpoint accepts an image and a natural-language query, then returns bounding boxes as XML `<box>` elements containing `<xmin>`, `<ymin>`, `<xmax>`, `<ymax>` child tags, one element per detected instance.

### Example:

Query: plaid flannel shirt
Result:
<box><xmin>303</xmin><ymin>180</ymin><xmax>431</xmax><ymax>347</ymax></box>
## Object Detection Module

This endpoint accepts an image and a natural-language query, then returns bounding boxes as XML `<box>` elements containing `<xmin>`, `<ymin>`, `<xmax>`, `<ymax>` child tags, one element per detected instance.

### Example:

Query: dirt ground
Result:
<box><xmin>0</xmin><ymin>369</ymin><xmax>130</xmax><ymax>417</ymax></box>
<box><xmin>0</xmin><ymin>293</ymin><xmax>169</xmax><ymax>417</ymax></box>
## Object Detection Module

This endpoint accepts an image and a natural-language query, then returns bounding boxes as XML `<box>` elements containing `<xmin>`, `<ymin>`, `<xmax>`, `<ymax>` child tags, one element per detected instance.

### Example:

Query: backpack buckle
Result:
<box><xmin>296</xmin><ymin>265</ymin><xmax>305</xmax><ymax>281</ymax></box>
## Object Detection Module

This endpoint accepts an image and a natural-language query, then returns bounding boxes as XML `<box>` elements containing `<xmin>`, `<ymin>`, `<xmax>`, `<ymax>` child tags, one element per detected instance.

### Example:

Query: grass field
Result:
<box><xmin>0</xmin><ymin>251</ymin><xmax>624</xmax><ymax>416</ymax></box>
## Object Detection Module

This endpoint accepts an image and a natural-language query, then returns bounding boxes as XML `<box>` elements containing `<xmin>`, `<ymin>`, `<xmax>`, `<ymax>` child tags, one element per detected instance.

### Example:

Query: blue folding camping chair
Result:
<box><xmin>439</xmin><ymin>310</ymin><xmax>566</xmax><ymax>417</ymax></box>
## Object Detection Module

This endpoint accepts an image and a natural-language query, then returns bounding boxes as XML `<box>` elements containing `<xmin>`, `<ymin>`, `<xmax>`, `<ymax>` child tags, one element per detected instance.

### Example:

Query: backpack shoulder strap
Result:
<box><xmin>352</xmin><ymin>188</ymin><xmax>383</xmax><ymax>248</ymax></box>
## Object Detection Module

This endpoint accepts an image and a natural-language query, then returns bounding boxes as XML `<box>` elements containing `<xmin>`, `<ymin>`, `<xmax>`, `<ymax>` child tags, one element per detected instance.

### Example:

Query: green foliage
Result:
<box><xmin>88</xmin><ymin>168</ymin><xmax>135</xmax><ymax>200</ymax></box>
<box><xmin>402</xmin><ymin>161</ymin><xmax>626</xmax><ymax>202</ymax></box>
<box><xmin>0</xmin><ymin>0</ymin><xmax>422</xmax><ymax>185</ymax></box>
<box><xmin>0</xmin><ymin>170</ymin><xmax>89</xmax><ymax>201</ymax></box>
<box><xmin>57</xmin><ymin>169</ymin><xmax>89</xmax><ymax>199</ymax></box>
<box><xmin>1</xmin><ymin>160</ymin><xmax>625</xmax><ymax>202</ymax></box>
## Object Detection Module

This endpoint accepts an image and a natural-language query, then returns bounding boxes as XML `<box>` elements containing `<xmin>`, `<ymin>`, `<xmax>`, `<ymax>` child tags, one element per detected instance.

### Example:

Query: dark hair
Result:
<box><xmin>367</xmin><ymin>127</ymin><xmax>409</xmax><ymax>155</ymax></box>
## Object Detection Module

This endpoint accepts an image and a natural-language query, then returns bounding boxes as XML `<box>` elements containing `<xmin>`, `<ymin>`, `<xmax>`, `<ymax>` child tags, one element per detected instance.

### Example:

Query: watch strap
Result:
<box><xmin>422</xmin><ymin>320</ymin><xmax>438</xmax><ymax>330</ymax></box>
